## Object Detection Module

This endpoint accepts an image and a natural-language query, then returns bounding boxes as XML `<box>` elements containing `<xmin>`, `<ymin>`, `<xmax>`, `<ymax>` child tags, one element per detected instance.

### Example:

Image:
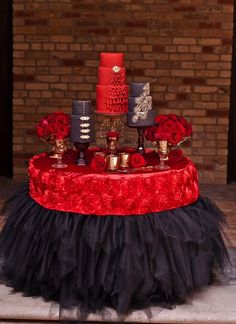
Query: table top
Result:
<box><xmin>29</xmin><ymin>149</ymin><xmax>199</xmax><ymax>215</ymax></box>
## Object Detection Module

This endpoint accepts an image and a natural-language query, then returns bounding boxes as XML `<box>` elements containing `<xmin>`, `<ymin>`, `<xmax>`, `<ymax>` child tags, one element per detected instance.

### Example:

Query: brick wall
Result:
<box><xmin>13</xmin><ymin>0</ymin><xmax>234</xmax><ymax>183</ymax></box>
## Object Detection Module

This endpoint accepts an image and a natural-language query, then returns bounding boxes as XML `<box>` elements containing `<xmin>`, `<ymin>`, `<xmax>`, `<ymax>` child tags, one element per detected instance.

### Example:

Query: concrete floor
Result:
<box><xmin>0</xmin><ymin>177</ymin><xmax>236</xmax><ymax>323</ymax></box>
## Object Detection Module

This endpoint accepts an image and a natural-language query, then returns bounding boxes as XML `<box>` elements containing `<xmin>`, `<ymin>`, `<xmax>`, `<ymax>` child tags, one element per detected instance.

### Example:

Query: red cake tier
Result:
<box><xmin>98</xmin><ymin>66</ymin><xmax>126</xmax><ymax>86</ymax></box>
<box><xmin>96</xmin><ymin>84</ymin><xmax>128</xmax><ymax>115</ymax></box>
<box><xmin>100</xmin><ymin>52</ymin><xmax>124</xmax><ymax>67</ymax></box>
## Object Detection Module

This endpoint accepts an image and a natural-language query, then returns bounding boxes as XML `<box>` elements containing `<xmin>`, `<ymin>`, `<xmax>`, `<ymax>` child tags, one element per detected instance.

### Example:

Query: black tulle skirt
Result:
<box><xmin>0</xmin><ymin>186</ymin><xmax>229</xmax><ymax>316</ymax></box>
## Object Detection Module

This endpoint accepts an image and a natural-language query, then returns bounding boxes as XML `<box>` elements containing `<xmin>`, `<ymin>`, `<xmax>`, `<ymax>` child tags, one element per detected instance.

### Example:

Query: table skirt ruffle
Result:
<box><xmin>0</xmin><ymin>185</ymin><xmax>229</xmax><ymax>316</ymax></box>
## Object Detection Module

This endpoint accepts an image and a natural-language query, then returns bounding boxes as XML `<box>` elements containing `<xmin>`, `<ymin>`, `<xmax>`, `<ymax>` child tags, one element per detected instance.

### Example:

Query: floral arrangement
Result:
<box><xmin>106</xmin><ymin>131</ymin><xmax>120</xmax><ymax>139</ymax></box>
<box><xmin>36</xmin><ymin>112</ymin><xmax>70</xmax><ymax>140</ymax></box>
<box><xmin>91</xmin><ymin>155</ymin><xmax>107</xmax><ymax>172</ymax></box>
<box><xmin>145</xmin><ymin>114</ymin><xmax>192</xmax><ymax>146</ymax></box>
<box><xmin>130</xmin><ymin>153</ymin><xmax>147</xmax><ymax>168</ymax></box>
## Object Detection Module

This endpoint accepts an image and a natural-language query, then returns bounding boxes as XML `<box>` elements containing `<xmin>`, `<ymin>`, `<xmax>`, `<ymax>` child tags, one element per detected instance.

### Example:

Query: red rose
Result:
<box><xmin>155</xmin><ymin>114</ymin><xmax>169</xmax><ymax>124</ymax></box>
<box><xmin>178</xmin><ymin>116</ymin><xmax>192</xmax><ymax>137</ymax></box>
<box><xmin>162</xmin><ymin>120</ymin><xmax>175</xmax><ymax>132</ymax></box>
<box><xmin>145</xmin><ymin>126</ymin><xmax>158</xmax><ymax>142</ymax></box>
<box><xmin>106</xmin><ymin>131</ymin><xmax>120</xmax><ymax>139</ymax></box>
<box><xmin>91</xmin><ymin>156</ymin><xmax>107</xmax><ymax>172</ymax></box>
<box><xmin>186</xmin><ymin>123</ymin><xmax>192</xmax><ymax>137</ymax></box>
<box><xmin>154</xmin><ymin>131</ymin><xmax>170</xmax><ymax>141</ymax></box>
<box><xmin>168</xmin><ymin>149</ymin><xmax>184</xmax><ymax>162</ymax></box>
<box><xmin>47</xmin><ymin>122</ymin><xmax>58</xmax><ymax>134</ymax></box>
<box><xmin>169</xmin><ymin>131</ymin><xmax>183</xmax><ymax>145</ymax></box>
<box><xmin>36</xmin><ymin>119</ymin><xmax>50</xmax><ymax>138</ymax></box>
<box><xmin>174</xmin><ymin>121</ymin><xmax>186</xmax><ymax>140</ymax></box>
<box><xmin>130</xmin><ymin>153</ymin><xmax>147</xmax><ymax>168</ymax></box>
<box><xmin>55</xmin><ymin>113</ymin><xmax>70</xmax><ymax>126</ymax></box>
<box><xmin>168</xmin><ymin>114</ymin><xmax>178</xmax><ymax>121</ymax></box>
<box><xmin>36</xmin><ymin>125</ymin><xmax>47</xmax><ymax>138</ymax></box>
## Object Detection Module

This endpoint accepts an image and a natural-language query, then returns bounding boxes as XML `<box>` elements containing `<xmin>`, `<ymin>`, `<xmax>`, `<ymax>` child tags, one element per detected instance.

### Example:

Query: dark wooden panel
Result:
<box><xmin>0</xmin><ymin>0</ymin><xmax>12</xmax><ymax>177</ymax></box>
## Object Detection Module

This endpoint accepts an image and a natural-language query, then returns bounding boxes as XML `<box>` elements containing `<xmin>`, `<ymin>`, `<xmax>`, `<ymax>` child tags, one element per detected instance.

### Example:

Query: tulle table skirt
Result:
<box><xmin>0</xmin><ymin>186</ymin><xmax>228</xmax><ymax>316</ymax></box>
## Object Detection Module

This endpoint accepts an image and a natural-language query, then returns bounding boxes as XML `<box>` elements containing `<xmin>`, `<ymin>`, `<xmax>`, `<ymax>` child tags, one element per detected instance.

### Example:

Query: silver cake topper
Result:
<box><xmin>132</xmin><ymin>83</ymin><xmax>152</xmax><ymax>123</ymax></box>
<box><xmin>112</xmin><ymin>65</ymin><xmax>121</xmax><ymax>73</ymax></box>
<box><xmin>79</xmin><ymin>116</ymin><xmax>90</xmax><ymax>121</ymax></box>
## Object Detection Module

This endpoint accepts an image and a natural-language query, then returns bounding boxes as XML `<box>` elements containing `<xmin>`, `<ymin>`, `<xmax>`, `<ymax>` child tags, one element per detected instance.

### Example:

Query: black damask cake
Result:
<box><xmin>70</xmin><ymin>100</ymin><xmax>95</xmax><ymax>143</ymax></box>
<box><xmin>127</xmin><ymin>82</ymin><xmax>155</xmax><ymax>127</ymax></box>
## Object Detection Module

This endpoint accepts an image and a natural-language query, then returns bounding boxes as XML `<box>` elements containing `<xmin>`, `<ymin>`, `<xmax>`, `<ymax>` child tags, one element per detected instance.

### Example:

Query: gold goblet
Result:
<box><xmin>156</xmin><ymin>140</ymin><xmax>170</xmax><ymax>170</ymax></box>
<box><xmin>51</xmin><ymin>138</ymin><xmax>68</xmax><ymax>169</ymax></box>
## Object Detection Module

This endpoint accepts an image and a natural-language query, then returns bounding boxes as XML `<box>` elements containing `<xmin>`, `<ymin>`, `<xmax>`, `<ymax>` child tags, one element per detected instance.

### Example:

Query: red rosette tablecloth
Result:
<box><xmin>29</xmin><ymin>151</ymin><xmax>199</xmax><ymax>215</ymax></box>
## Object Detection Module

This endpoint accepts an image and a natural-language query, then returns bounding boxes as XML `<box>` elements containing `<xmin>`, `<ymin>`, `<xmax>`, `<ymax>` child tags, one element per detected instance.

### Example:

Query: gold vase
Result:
<box><xmin>156</xmin><ymin>140</ymin><xmax>170</xmax><ymax>170</ymax></box>
<box><xmin>51</xmin><ymin>138</ymin><xmax>68</xmax><ymax>169</ymax></box>
<box><xmin>50</xmin><ymin>137</ymin><xmax>68</xmax><ymax>158</ymax></box>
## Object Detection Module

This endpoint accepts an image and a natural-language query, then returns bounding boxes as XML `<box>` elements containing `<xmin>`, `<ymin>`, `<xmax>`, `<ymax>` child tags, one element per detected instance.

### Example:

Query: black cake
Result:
<box><xmin>127</xmin><ymin>82</ymin><xmax>155</xmax><ymax>127</ymax></box>
<box><xmin>70</xmin><ymin>100</ymin><xmax>95</xmax><ymax>144</ymax></box>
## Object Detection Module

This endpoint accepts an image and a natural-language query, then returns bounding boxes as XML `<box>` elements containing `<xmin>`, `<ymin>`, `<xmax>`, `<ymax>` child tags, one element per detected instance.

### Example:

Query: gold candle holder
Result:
<box><xmin>119</xmin><ymin>152</ymin><xmax>130</xmax><ymax>169</ymax></box>
<box><xmin>106</xmin><ymin>155</ymin><xmax>120</xmax><ymax>171</ymax></box>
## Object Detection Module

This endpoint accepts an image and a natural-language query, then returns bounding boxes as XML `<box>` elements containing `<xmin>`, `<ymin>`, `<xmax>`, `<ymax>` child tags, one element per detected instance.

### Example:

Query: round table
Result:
<box><xmin>0</xmin><ymin>149</ymin><xmax>229</xmax><ymax>317</ymax></box>
<box><xmin>29</xmin><ymin>150</ymin><xmax>199</xmax><ymax>215</ymax></box>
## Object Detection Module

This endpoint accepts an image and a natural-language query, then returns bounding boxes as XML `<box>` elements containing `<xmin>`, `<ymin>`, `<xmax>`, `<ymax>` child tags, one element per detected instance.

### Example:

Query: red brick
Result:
<box><xmin>61</xmin><ymin>59</ymin><xmax>84</xmax><ymax>66</ymax></box>
<box><xmin>202</xmin><ymin>46</ymin><xmax>214</xmax><ymax>53</ymax></box>
<box><xmin>199</xmin><ymin>22</ymin><xmax>221</xmax><ymax>29</ymax></box>
<box><xmin>25</xmin><ymin>19</ymin><xmax>47</xmax><ymax>26</ymax></box>
<box><xmin>14</xmin><ymin>74</ymin><xmax>35</xmax><ymax>82</ymax></box>
<box><xmin>183</xmin><ymin>78</ymin><xmax>206</xmax><ymax>85</ymax></box>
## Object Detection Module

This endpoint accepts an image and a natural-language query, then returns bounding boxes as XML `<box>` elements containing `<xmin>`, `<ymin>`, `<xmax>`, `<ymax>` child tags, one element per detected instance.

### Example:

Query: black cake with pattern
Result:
<box><xmin>70</xmin><ymin>100</ymin><xmax>95</xmax><ymax>144</ymax></box>
<box><xmin>127</xmin><ymin>82</ymin><xmax>155</xmax><ymax>127</ymax></box>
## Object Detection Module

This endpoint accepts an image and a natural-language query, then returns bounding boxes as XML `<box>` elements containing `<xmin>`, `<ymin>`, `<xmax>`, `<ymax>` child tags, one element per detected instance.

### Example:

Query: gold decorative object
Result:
<box><xmin>99</xmin><ymin>116</ymin><xmax>124</xmax><ymax>138</ymax></box>
<box><xmin>106</xmin><ymin>136</ymin><xmax>119</xmax><ymax>155</ymax></box>
<box><xmin>51</xmin><ymin>138</ymin><xmax>68</xmax><ymax>169</ymax></box>
<box><xmin>119</xmin><ymin>152</ymin><xmax>130</xmax><ymax>168</ymax></box>
<box><xmin>131</xmin><ymin>83</ymin><xmax>152</xmax><ymax>123</ymax></box>
<box><xmin>106</xmin><ymin>155</ymin><xmax>120</xmax><ymax>171</ymax></box>
<box><xmin>156</xmin><ymin>140</ymin><xmax>170</xmax><ymax>170</ymax></box>
<box><xmin>112</xmin><ymin>65</ymin><xmax>121</xmax><ymax>73</ymax></box>
<box><xmin>43</xmin><ymin>136</ymin><xmax>68</xmax><ymax>159</ymax></box>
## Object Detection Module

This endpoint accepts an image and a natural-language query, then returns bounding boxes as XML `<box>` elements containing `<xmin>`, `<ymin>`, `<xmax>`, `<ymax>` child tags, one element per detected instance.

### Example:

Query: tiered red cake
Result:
<box><xmin>96</xmin><ymin>52</ymin><xmax>128</xmax><ymax>115</ymax></box>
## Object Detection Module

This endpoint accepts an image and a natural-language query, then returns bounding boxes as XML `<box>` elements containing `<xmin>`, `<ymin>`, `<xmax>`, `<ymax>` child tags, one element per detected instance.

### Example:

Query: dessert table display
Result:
<box><xmin>0</xmin><ymin>52</ymin><xmax>229</xmax><ymax>318</ymax></box>
<box><xmin>0</xmin><ymin>149</ymin><xmax>228</xmax><ymax>316</ymax></box>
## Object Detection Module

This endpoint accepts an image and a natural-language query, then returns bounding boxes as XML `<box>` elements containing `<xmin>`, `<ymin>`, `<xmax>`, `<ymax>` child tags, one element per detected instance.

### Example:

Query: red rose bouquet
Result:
<box><xmin>91</xmin><ymin>155</ymin><xmax>107</xmax><ymax>172</ymax></box>
<box><xmin>130</xmin><ymin>153</ymin><xmax>147</xmax><ymax>168</ymax></box>
<box><xmin>36</xmin><ymin>112</ymin><xmax>70</xmax><ymax>140</ymax></box>
<box><xmin>145</xmin><ymin>114</ymin><xmax>192</xmax><ymax>146</ymax></box>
